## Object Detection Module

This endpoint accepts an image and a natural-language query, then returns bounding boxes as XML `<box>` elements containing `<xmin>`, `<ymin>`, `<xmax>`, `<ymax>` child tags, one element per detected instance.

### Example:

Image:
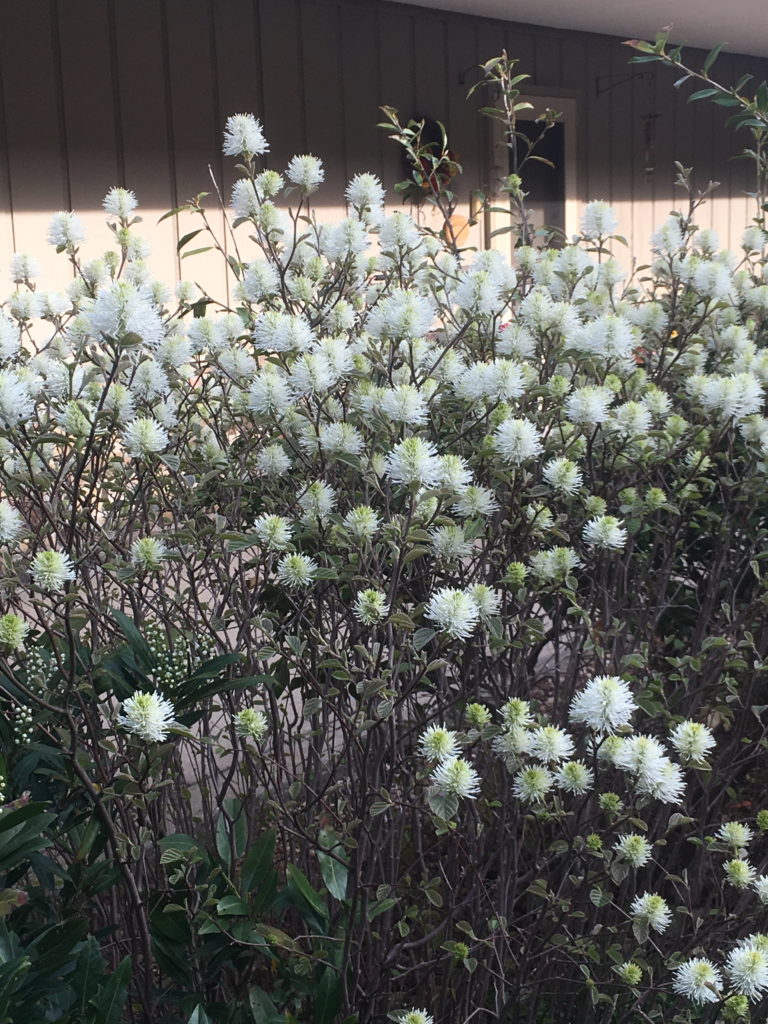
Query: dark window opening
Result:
<box><xmin>513</xmin><ymin>120</ymin><xmax>566</xmax><ymax>233</ymax></box>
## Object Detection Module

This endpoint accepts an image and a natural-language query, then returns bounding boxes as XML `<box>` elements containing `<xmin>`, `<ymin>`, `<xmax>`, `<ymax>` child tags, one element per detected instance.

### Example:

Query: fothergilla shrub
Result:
<box><xmin>1</xmin><ymin>105</ymin><xmax>768</xmax><ymax>1023</ymax></box>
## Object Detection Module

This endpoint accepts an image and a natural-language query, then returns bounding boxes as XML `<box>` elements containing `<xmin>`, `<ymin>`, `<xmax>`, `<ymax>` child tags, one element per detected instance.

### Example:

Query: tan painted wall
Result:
<box><xmin>0</xmin><ymin>0</ymin><xmax>765</xmax><ymax>291</ymax></box>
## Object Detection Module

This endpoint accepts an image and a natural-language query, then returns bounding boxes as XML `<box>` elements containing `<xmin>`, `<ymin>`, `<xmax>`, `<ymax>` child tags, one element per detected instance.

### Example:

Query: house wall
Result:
<box><xmin>0</xmin><ymin>0</ymin><xmax>766</xmax><ymax>291</ymax></box>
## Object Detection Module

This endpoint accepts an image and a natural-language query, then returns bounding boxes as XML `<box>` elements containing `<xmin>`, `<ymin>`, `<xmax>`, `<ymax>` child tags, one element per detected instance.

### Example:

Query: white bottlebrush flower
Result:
<box><xmin>500</xmin><ymin>698</ymin><xmax>532</xmax><ymax>729</ymax></box>
<box><xmin>555</xmin><ymin>760</ymin><xmax>593</xmax><ymax>795</ymax></box>
<box><xmin>543</xmin><ymin>457</ymin><xmax>582</xmax><ymax>495</ymax></box>
<box><xmin>254</xmin><ymin>169</ymin><xmax>284</xmax><ymax>198</ymax></box>
<box><xmin>118</xmin><ymin>691</ymin><xmax>175</xmax><ymax>742</ymax></box>
<box><xmin>529</xmin><ymin>726</ymin><xmax>575</xmax><ymax>764</ymax></box>
<box><xmin>452</xmin><ymin>486</ymin><xmax>499</xmax><ymax>519</ymax></box>
<box><xmin>614</xmin><ymin>834</ymin><xmax>652</xmax><ymax>868</ymax></box>
<box><xmin>419</xmin><ymin>724</ymin><xmax>459</xmax><ymax>761</ymax></box>
<box><xmin>435</xmin><ymin>454</ymin><xmax>473</xmax><ymax>493</ymax></box>
<box><xmin>742</xmin><ymin>225</ymin><xmax>767</xmax><ymax>252</ymax></box>
<box><xmin>384</xmin><ymin>437</ymin><xmax>441</xmax><ymax>488</ymax></box>
<box><xmin>0</xmin><ymin>371</ymin><xmax>34</xmax><ymax>427</ymax></box>
<box><xmin>253</xmin><ymin>311</ymin><xmax>315</xmax><ymax>353</ymax></box>
<box><xmin>343</xmin><ymin>505</ymin><xmax>380</xmax><ymax>540</ymax></box>
<box><xmin>430</xmin><ymin>756</ymin><xmax>480</xmax><ymax>799</ymax></box>
<box><xmin>222</xmin><ymin>113</ymin><xmax>269</xmax><ymax>157</ymax></box>
<box><xmin>651</xmin><ymin>217</ymin><xmax>685</xmax><ymax>256</ymax></box>
<box><xmin>242</xmin><ymin>260</ymin><xmax>280</xmax><ymax>301</ymax></box>
<box><xmin>0</xmin><ymin>500</ymin><xmax>23</xmax><ymax>545</ymax></box>
<box><xmin>47</xmin><ymin>211</ymin><xmax>85</xmax><ymax>248</ymax></box>
<box><xmin>569</xmin><ymin>675</ymin><xmax>636</xmax><ymax>734</ymax></box>
<box><xmin>425</xmin><ymin>587</ymin><xmax>480</xmax><ymax>640</ymax></box>
<box><xmin>231</xmin><ymin>178</ymin><xmax>261</xmax><ymax>219</ymax></box>
<box><xmin>8</xmin><ymin>291</ymin><xmax>41</xmax><ymax>322</ymax></box>
<box><xmin>130</xmin><ymin>537</ymin><xmax>169</xmax><ymax>571</ymax></box>
<box><xmin>122</xmin><ymin>417</ymin><xmax>169</xmax><ymax>458</ymax></box>
<box><xmin>565</xmin><ymin>385</ymin><xmax>613</xmax><ymax>426</ymax></box>
<box><xmin>492</xmin><ymin>418</ymin><xmax>543</xmax><ymax>465</ymax></box>
<box><xmin>754</xmin><ymin>875</ymin><xmax>768</xmax><ymax>904</ymax></box>
<box><xmin>672</xmin><ymin>958</ymin><xmax>723</xmax><ymax>1005</ymax></box>
<box><xmin>668</xmin><ymin>720</ymin><xmax>715</xmax><ymax>763</ymax></box>
<box><xmin>430</xmin><ymin>525</ymin><xmax>471</xmax><ymax>562</ymax></box>
<box><xmin>87</xmin><ymin>280</ymin><xmax>164</xmax><ymax>347</ymax></box>
<box><xmin>493</xmin><ymin>724</ymin><xmax>532</xmax><ymax>760</ymax></box>
<box><xmin>288</xmin><ymin>354</ymin><xmax>335</xmax><ymax>397</ymax></box>
<box><xmin>583</xmin><ymin>515</ymin><xmax>627</xmax><ymax>551</ymax></box>
<box><xmin>366</xmin><ymin>289</ymin><xmax>434</xmax><ymax>341</ymax></box>
<box><xmin>253</xmin><ymin>514</ymin><xmax>293</xmax><ymax>551</ymax></box>
<box><xmin>276</xmin><ymin>553</ymin><xmax>318</xmax><ymax>588</ymax></box>
<box><xmin>131</xmin><ymin>359</ymin><xmax>170</xmax><ymax>401</ymax></box>
<box><xmin>725</xmin><ymin>858</ymin><xmax>757</xmax><ymax>889</ymax></box>
<box><xmin>30</xmin><ymin>550</ymin><xmax>76</xmax><ymax>592</ymax></box>
<box><xmin>380</xmin><ymin>384</ymin><xmax>428</xmax><ymax>426</ymax></box>
<box><xmin>513</xmin><ymin>765</ymin><xmax>554</xmax><ymax>803</ymax></box>
<box><xmin>234</xmin><ymin>707</ymin><xmax>269</xmax><ymax>741</ymax></box>
<box><xmin>0</xmin><ymin>315</ymin><xmax>20</xmax><ymax>361</ymax></box>
<box><xmin>529</xmin><ymin>546</ymin><xmax>581</xmax><ymax>582</ymax></box>
<box><xmin>693</xmin><ymin>259</ymin><xmax>732</xmax><ymax>300</ymax></box>
<box><xmin>395</xmin><ymin>1010</ymin><xmax>434</xmax><ymax>1024</ymax></box>
<box><xmin>353</xmin><ymin>588</ymin><xmax>387</xmax><ymax>624</ymax></box>
<box><xmin>298</xmin><ymin>480</ymin><xmax>336</xmax><ymax>524</ymax></box>
<box><xmin>10</xmin><ymin>253</ymin><xmax>39</xmax><ymax>283</ymax></box>
<box><xmin>570</xmin><ymin>314</ymin><xmax>636</xmax><ymax>362</ymax></box>
<box><xmin>346</xmin><ymin>172</ymin><xmax>385</xmax><ymax>212</ymax></box>
<box><xmin>635</xmin><ymin>756</ymin><xmax>686</xmax><ymax>804</ymax></box>
<box><xmin>717</xmin><ymin>822</ymin><xmax>753</xmax><ymax>851</ymax></box>
<box><xmin>468</xmin><ymin>585</ymin><xmax>500</xmax><ymax>621</ymax></box>
<box><xmin>614</xmin><ymin>734</ymin><xmax>664</xmax><ymax>778</ymax></box>
<box><xmin>322</xmin><ymin>216</ymin><xmax>368</xmax><ymax>262</ymax></box>
<box><xmin>610</xmin><ymin>400</ymin><xmax>652</xmax><ymax>437</ymax></box>
<box><xmin>699</xmin><ymin>372</ymin><xmax>763</xmax><ymax>422</ymax></box>
<box><xmin>248</xmin><ymin>369</ymin><xmax>292</xmax><ymax>416</ymax></box>
<box><xmin>580</xmin><ymin>200</ymin><xmax>618</xmax><ymax>239</ymax></box>
<box><xmin>103</xmin><ymin>187</ymin><xmax>138</xmax><ymax>219</ymax></box>
<box><xmin>256</xmin><ymin>443</ymin><xmax>291</xmax><ymax>476</ymax></box>
<box><xmin>286</xmin><ymin>154</ymin><xmax>324</xmax><ymax>193</ymax></box>
<box><xmin>726</xmin><ymin>945</ymin><xmax>768</xmax><ymax>1001</ymax></box>
<box><xmin>0</xmin><ymin>612</ymin><xmax>28</xmax><ymax>650</ymax></box>
<box><xmin>630</xmin><ymin>892</ymin><xmax>671</xmax><ymax>934</ymax></box>
<box><xmin>454</xmin><ymin>269</ymin><xmax>504</xmax><ymax>316</ymax></box>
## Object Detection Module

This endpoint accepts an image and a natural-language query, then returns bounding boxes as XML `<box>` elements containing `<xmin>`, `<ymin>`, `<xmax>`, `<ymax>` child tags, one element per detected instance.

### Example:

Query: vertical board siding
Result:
<box><xmin>1</xmin><ymin>0</ymin><xmax>69</xmax><ymax>282</ymax></box>
<box><xmin>112</xmin><ymin>0</ymin><xmax>178</xmax><ymax>285</ymax></box>
<box><xmin>0</xmin><ymin>0</ymin><xmax>767</xmax><ymax>288</ymax></box>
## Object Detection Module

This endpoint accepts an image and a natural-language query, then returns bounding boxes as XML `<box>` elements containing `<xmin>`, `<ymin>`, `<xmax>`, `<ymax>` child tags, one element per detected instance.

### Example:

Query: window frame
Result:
<box><xmin>485</xmin><ymin>87</ymin><xmax>578</xmax><ymax>254</ymax></box>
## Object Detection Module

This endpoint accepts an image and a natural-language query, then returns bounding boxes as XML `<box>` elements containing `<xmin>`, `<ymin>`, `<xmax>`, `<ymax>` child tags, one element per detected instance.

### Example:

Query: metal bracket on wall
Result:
<box><xmin>594</xmin><ymin>72</ymin><xmax>652</xmax><ymax>97</ymax></box>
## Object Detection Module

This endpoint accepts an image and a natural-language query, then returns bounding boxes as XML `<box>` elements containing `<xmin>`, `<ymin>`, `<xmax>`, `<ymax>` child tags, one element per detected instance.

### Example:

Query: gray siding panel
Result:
<box><xmin>1</xmin><ymin>0</ymin><xmax>767</xmax><ymax>280</ymax></box>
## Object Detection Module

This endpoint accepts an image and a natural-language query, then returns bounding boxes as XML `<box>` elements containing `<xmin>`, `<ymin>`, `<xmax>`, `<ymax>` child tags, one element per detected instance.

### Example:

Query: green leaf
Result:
<box><xmin>242</xmin><ymin>829</ymin><xmax>276</xmax><ymax>892</ymax></box>
<box><xmin>412</xmin><ymin>628</ymin><xmax>435</xmax><ymax>652</ymax></box>
<box><xmin>110</xmin><ymin>610</ymin><xmax>153</xmax><ymax>668</ymax></box>
<box><xmin>318</xmin><ymin>828</ymin><xmax>348</xmax><ymax>901</ymax></box>
<box><xmin>160</xmin><ymin>453</ymin><xmax>180</xmax><ymax>472</ymax></box>
<box><xmin>314</xmin><ymin>966</ymin><xmax>342</xmax><ymax>1024</ymax></box>
<box><xmin>91</xmin><ymin>956</ymin><xmax>131</xmax><ymax>1022</ymax></box>
<box><xmin>216</xmin><ymin>799</ymin><xmax>247</xmax><ymax>862</ymax></box>
<box><xmin>177</xmin><ymin>229</ymin><xmax>203</xmax><ymax>253</ymax></box>
<box><xmin>702</xmin><ymin>41</ymin><xmax>725</xmax><ymax>74</ymax></box>
<box><xmin>248</xmin><ymin>987</ymin><xmax>279</xmax><ymax>1024</ymax></box>
<box><xmin>188</xmin><ymin>1006</ymin><xmax>212</xmax><ymax>1024</ymax></box>
<box><xmin>181</xmin><ymin>246</ymin><xmax>215</xmax><ymax>260</ymax></box>
<box><xmin>157</xmin><ymin>204</ymin><xmax>194</xmax><ymax>223</ymax></box>
<box><xmin>286</xmin><ymin>864</ymin><xmax>327</xmax><ymax>923</ymax></box>
<box><xmin>688</xmin><ymin>87</ymin><xmax>721</xmax><ymax>102</ymax></box>
<box><xmin>216</xmin><ymin>895</ymin><xmax>249</xmax><ymax>916</ymax></box>
<box><xmin>427</xmin><ymin>788</ymin><xmax>458</xmax><ymax>820</ymax></box>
